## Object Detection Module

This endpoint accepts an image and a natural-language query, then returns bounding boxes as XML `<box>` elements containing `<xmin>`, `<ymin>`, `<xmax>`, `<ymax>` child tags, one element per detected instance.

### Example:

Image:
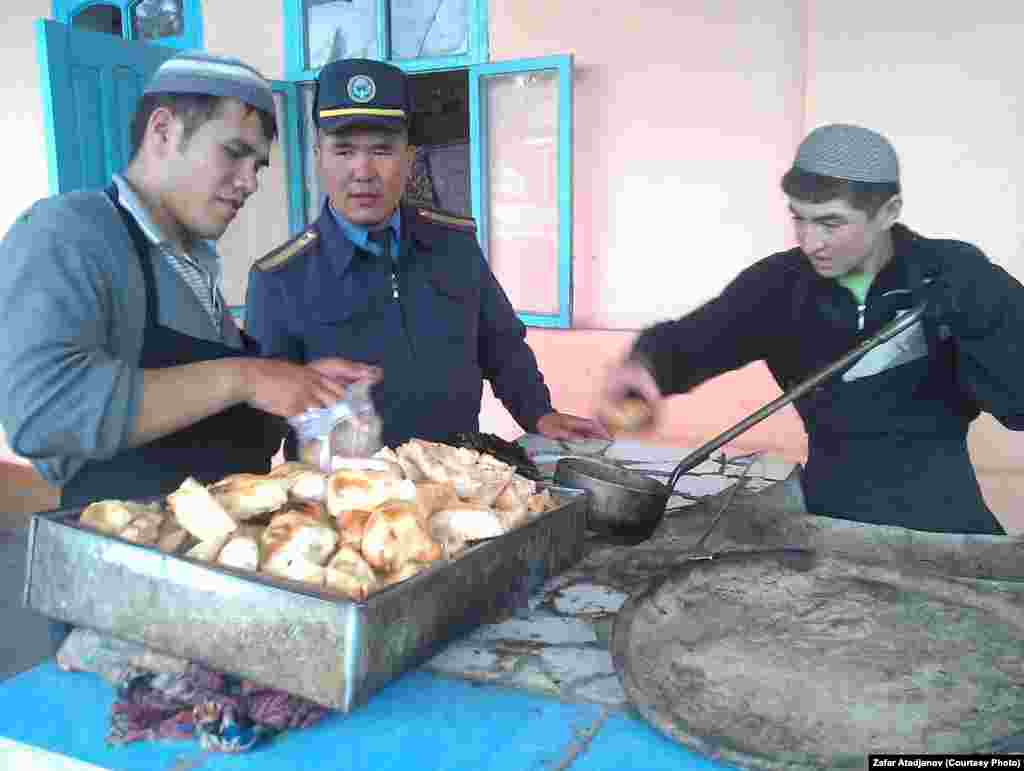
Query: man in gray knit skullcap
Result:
<box><xmin>0</xmin><ymin>51</ymin><xmax>379</xmax><ymax>506</ymax></box>
<box><xmin>600</xmin><ymin>122</ymin><xmax>1024</xmax><ymax>535</ymax></box>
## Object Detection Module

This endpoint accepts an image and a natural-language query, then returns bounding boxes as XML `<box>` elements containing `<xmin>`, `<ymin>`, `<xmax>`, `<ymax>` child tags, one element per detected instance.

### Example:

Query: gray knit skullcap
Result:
<box><xmin>793</xmin><ymin>123</ymin><xmax>899</xmax><ymax>183</ymax></box>
<box><xmin>144</xmin><ymin>51</ymin><xmax>276</xmax><ymax>118</ymax></box>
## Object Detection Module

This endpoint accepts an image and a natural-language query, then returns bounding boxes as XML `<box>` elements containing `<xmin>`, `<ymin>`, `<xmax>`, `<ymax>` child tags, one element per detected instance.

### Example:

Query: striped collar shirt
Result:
<box><xmin>112</xmin><ymin>174</ymin><xmax>225</xmax><ymax>336</ymax></box>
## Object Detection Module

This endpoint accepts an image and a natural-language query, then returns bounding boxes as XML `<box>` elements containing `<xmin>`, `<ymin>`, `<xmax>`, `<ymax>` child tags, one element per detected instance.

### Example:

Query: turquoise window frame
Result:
<box><xmin>272</xmin><ymin>80</ymin><xmax>308</xmax><ymax>238</ymax></box>
<box><xmin>470</xmin><ymin>55</ymin><xmax>573</xmax><ymax>329</ymax></box>
<box><xmin>52</xmin><ymin>0</ymin><xmax>204</xmax><ymax>50</ymax></box>
<box><xmin>283</xmin><ymin>0</ymin><xmax>489</xmax><ymax>81</ymax></box>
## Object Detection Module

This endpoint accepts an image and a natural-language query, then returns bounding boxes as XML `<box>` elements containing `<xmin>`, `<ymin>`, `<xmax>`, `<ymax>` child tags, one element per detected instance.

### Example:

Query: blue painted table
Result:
<box><xmin>0</xmin><ymin>661</ymin><xmax>736</xmax><ymax>771</ymax></box>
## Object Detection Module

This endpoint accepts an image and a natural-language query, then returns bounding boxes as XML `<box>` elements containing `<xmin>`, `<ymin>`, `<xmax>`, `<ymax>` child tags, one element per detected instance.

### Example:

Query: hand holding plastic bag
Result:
<box><xmin>288</xmin><ymin>380</ymin><xmax>382</xmax><ymax>471</ymax></box>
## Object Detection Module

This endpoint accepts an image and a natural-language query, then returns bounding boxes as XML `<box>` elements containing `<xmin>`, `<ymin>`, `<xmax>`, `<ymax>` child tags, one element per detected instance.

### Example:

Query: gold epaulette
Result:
<box><xmin>252</xmin><ymin>228</ymin><xmax>319</xmax><ymax>272</ymax></box>
<box><xmin>414</xmin><ymin>205</ymin><xmax>477</xmax><ymax>233</ymax></box>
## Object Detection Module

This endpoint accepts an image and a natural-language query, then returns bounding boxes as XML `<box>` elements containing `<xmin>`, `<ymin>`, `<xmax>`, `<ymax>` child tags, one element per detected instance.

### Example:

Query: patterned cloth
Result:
<box><xmin>108</xmin><ymin>663</ymin><xmax>329</xmax><ymax>752</ymax></box>
<box><xmin>57</xmin><ymin>629</ymin><xmax>329</xmax><ymax>753</ymax></box>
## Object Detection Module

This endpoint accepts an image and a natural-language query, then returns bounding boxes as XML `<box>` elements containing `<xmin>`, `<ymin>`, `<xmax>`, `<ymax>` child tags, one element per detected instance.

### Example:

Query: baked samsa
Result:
<box><xmin>361</xmin><ymin>500</ymin><xmax>442</xmax><ymax>573</ymax></box>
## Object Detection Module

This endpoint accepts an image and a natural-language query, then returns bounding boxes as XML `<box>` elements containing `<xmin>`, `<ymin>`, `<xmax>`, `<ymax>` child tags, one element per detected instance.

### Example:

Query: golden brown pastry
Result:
<box><xmin>184</xmin><ymin>533</ymin><xmax>231</xmax><ymax>563</ymax></box>
<box><xmin>428</xmin><ymin>505</ymin><xmax>507</xmax><ymax>547</ymax></box>
<box><xmin>395</xmin><ymin>439</ymin><xmax>451</xmax><ymax>484</ymax></box>
<box><xmin>601</xmin><ymin>396</ymin><xmax>654</xmax><ymax>434</ymax></box>
<box><xmin>261</xmin><ymin>554</ymin><xmax>326</xmax><ymax>586</ymax></box>
<box><xmin>155</xmin><ymin>521</ymin><xmax>190</xmax><ymax>554</ymax></box>
<box><xmin>166</xmin><ymin>477</ymin><xmax>238</xmax><ymax>543</ymax></box>
<box><xmin>325</xmin><ymin>467</ymin><xmax>416</xmax><ymax>520</ymax></box>
<box><xmin>260</xmin><ymin>511</ymin><xmax>338</xmax><ymax>572</ymax></box>
<box><xmin>361</xmin><ymin>500</ymin><xmax>442</xmax><ymax>573</ymax></box>
<box><xmin>118</xmin><ymin>511</ymin><xmax>165</xmax><ymax>545</ymax></box>
<box><xmin>323</xmin><ymin>545</ymin><xmax>379</xmax><ymax>601</ymax></box>
<box><xmin>494</xmin><ymin>504</ymin><xmax>531</xmax><ymax>531</ymax></box>
<box><xmin>331</xmin><ymin>456</ymin><xmax>405</xmax><ymax>479</ymax></box>
<box><xmin>412</xmin><ymin>480</ymin><xmax>459</xmax><ymax>524</ymax></box>
<box><xmin>217</xmin><ymin>526</ymin><xmax>262</xmax><ymax>572</ymax></box>
<box><xmin>494</xmin><ymin>475</ymin><xmax>537</xmax><ymax>511</ymax></box>
<box><xmin>527</xmin><ymin>489</ymin><xmax>556</xmax><ymax>514</ymax></box>
<box><xmin>208</xmin><ymin>473</ymin><xmax>289</xmax><ymax>521</ymax></box>
<box><xmin>377</xmin><ymin>561</ymin><xmax>428</xmax><ymax>588</ymax></box>
<box><xmin>335</xmin><ymin>508</ymin><xmax>373</xmax><ymax>548</ymax></box>
<box><xmin>79</xmin><ymin>500</ymin><xmax>150</xmax><ymax>535</ymax></box>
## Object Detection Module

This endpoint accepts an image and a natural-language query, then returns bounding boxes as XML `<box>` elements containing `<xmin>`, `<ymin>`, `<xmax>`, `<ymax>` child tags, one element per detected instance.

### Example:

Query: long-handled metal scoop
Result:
<box><xmin>663</xmin><ymin>301</ymin><xmax>928</xmax><ymax>493</ymax></box>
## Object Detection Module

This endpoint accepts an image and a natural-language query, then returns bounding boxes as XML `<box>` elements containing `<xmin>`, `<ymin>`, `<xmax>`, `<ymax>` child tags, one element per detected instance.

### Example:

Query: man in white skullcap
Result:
<box><xmin>599</xmin><ymin>123</ymin><xmax>1024</xmax><ymax>534</ymax></box>
<box><xmin>0</xmin><ymin>51</ymin><xmax>379</xmax><ymax>506</ymax></box>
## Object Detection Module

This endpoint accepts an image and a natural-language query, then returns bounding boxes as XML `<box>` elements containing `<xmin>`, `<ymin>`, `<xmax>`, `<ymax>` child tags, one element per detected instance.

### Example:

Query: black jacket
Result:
<box><xmin>245</xmin><ymin>203</ymin><xmax>553</xmax><ymax>449</ymax></box>
<box><xmin>632</xmin><ymin>224</ymin><xmax>1023</xmax><ymax>533</ymax></box>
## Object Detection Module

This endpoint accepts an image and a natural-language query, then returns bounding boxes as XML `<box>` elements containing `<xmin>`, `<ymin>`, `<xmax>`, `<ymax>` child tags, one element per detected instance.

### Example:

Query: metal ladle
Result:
<box><xmin>555</xmin><ymin>302</ymin><xmax>928</xmax><ymax>540</ymax></box>
<box><xmin>660</xmin><ymin>301</ymin><xmax>928</xmax><ymax>493</ymax></box>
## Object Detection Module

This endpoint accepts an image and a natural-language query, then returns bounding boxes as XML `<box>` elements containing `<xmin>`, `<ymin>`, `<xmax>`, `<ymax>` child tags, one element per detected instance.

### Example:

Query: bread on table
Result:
<box><xmin>118</xmin><ymin>511</ymin><xmax>164</xmax><ymax>546</ymax></box>
<box><xmin>428</xmin><ymin>505</ymin><xmax>507</xmax><ymax>552</ymax></box>
<box><xmin>268</xmin><ymin>462</ymin><xmax>328</xmax><ymax>502</ymax></box>
<box><xmin>360</xmin><ymin>500</ymin><xmax>442</xmax><ymax>573</ymax></box>
<box><xmin>412</xmin><ymin>480</ymin><xmax>459</xmax><ymax>524</ymax></box>
<box><xmin>184</xmin><ymin>533</ymin><xmax>231</xmax><ymax>563</ymax></box>
<box><xmin>378</xmin><ymin>560</ymin><xmax>428</xmax><ymax>588</ymax></box>
<box><xmin>336</xmin><ymin>508</ymin><xmax>373</xmax><ymax>548</ymax></box>
<box><xmin>323</xmin><ymin>545</ymin><xmax>379</xmax><ymax>601</ymax></box>
<box><xmin>260</xmin><ymin>511</ymin><xmax>338</xmax><ymax>572</ymax></box>
<box><xmin>208</xmin><ymin>474</ymin><xmax>289</xmax><ymax>521</ymax></box>
<box><xmin>167</xmin><ymin>477</ymin><xmax>238</xmax><ymax>543</ymax></box>
<box><xmin>79</xmin><ymin>500</ymin><xmax>150</xmax><ymax>535</ymax></box>
<box><xmin>325</xmin><ymin>467</ymin><xmax>416</xmax><ymax>520</ymax></box>
<box><xmin>217</xmin><ymin>526</ymin><xmax>262</xmax><ymax>572</ymax></box>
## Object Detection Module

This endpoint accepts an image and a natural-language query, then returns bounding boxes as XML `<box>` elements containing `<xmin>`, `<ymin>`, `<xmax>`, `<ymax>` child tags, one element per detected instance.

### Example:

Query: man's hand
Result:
<box><xmin>597</xmin><ymin>360</ymin><xmax>663</xmax><ymax>434</ymax></box>
<box><xmin>535</xmin><ymin>411</ymin><xmax>612</xmax><ymax>441</ymax></box>
<box><xmin>308</xmin><ymin>357</ymin><xmax>383</xmax><ymax>386</ymax></box>
<box><xmin>240</xmin><ymin>358</ymin><xmax>379</xmax><ymax>417</ymax></box>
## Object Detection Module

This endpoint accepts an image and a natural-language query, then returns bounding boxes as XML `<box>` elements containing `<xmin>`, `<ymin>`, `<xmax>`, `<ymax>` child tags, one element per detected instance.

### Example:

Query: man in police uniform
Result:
<box><xmin>245</xmin><ymin>59</ymin><xmax>608</xmax><ymax>450</ymax></box>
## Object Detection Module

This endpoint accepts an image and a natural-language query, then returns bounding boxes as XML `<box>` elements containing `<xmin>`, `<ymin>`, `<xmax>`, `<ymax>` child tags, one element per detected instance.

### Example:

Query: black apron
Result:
<box><xmin>59</xmin><ymin>187</ymin><xmax>287</xmax><ymax>508</ymax></box>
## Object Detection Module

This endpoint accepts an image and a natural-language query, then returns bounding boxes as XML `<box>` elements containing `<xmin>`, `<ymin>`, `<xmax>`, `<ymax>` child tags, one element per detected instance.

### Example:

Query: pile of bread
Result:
<box><xmin>77</xmin><ymin>438</ymin><xmax>556</xmax><ymax>602</ymax></box>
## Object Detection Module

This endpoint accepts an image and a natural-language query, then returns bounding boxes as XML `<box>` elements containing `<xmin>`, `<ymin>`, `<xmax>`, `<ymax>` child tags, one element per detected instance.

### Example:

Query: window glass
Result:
<box><xmin>481</xmin><ymin>69</ymin><xmax>560</xmax><ymax>316</ymax></box>
<box><xmin>130</xmin><ymin>0</ymin><xmax>184</xmax><ymax>40</ymax></box>
<box><xmin>72</xmin><ymin>4</ymin><xmax>123</xmax><ymax>36</ymax></box>
<box><xmin>390</xmin><ymin>0</ymin><xmax>469</xmax><ymax>61</ymax></box>
<box><xmin>305</xmin><ymin>0</ymin><xmax>377</xmax><ymax>70</ymax></box>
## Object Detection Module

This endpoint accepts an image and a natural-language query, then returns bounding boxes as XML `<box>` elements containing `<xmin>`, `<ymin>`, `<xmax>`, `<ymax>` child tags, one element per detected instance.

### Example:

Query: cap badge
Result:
<box><xmin>347</xmin><ymin>74</ymin><xmax>376</xmax><ymax>104</ymax></box>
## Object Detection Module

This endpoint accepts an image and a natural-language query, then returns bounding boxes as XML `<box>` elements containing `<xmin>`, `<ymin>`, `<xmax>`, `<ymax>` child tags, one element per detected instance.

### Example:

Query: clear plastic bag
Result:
<box><xmin>329</xmin><ymin>380</ymin><xmax>382</xmax><ymax>460</ymax></box>
<box><xmin>287</xmin><ymin>380</ymin><xmax>382</xmax><ymax>472</ymax></box>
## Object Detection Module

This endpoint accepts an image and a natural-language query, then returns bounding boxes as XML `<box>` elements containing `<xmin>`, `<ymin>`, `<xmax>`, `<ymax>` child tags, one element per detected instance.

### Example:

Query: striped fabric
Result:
<box><xmin>112</xmin><ymin>175</ymin><xmax>224</xmax><ymax>336</ymax></box>
<box><xmin>144</xmin><ymin>51</ymin><xmax>275</xmax><ymax>118</ymax></box>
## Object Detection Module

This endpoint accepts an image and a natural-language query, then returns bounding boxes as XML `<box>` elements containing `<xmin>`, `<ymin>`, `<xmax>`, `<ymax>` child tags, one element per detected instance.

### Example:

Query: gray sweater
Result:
<box><xmin>0</xmin><ymin>190</ymin><xmax>242</xmax><ymax>486</ymax></box>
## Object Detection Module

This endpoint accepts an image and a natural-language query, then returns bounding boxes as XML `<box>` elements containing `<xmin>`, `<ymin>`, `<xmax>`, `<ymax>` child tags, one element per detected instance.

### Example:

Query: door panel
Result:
<box><xmin>36</xmin><ymin>19</ymin><xmax>175</xmax><ymax>193</ymax></box>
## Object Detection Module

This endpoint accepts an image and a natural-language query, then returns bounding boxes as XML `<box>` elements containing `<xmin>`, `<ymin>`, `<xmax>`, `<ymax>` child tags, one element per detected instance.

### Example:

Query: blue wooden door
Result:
<box><xmin>36</xmin><ymin>18</ymin><xmax>175</xmax><ymax>194</ymax></box>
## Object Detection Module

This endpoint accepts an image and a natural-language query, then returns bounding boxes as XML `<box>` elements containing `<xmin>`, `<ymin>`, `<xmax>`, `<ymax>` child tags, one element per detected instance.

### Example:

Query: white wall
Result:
<box><xmin>202</xmin><ymin>2</ymin><xmax>290</xmax><ymax>306</ymax></box>
<box><xmin>0</xmin><ymin>4</ymin><xmax>56</xmax><ymax>233</ymax></box>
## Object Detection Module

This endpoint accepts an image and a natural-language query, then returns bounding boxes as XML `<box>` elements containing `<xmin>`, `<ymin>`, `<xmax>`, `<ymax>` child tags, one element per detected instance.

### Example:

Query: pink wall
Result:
<box><xmin>481</xmin><ymin>1</ymin><xmax>1024</xmax><ymax>533</ymax></box>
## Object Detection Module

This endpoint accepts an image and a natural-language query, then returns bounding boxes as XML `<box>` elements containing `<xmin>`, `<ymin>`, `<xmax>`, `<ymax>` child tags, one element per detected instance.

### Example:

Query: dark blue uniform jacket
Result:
<box><xmin>245</xmin><ymin>203</ymin><xmax>553</xmax><ymax>449</ymax></box>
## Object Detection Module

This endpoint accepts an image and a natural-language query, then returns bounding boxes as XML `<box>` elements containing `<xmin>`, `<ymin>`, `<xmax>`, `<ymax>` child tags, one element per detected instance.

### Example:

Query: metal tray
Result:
<box><xmin>23</xmin><ymin>486</ymin><xmax>588</xmax><ymax>711</ymax></box>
